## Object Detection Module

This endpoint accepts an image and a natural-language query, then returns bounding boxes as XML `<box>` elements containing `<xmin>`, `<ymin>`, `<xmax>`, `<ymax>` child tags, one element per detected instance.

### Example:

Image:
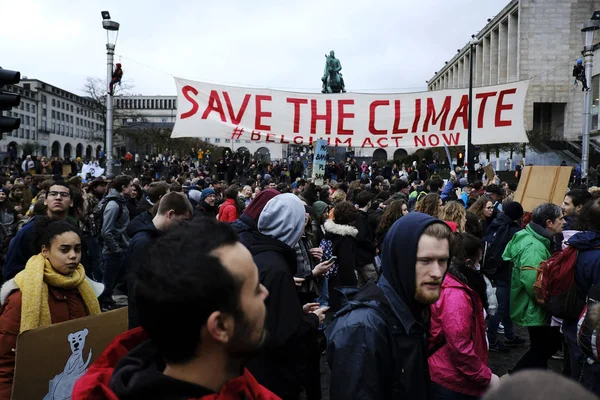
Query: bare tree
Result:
<box><xmin>82</xmin><ymin>77</ymin><xmax>140</xmax><ymax>147</ymax></box>
<box><xmin>119</xmin><ymin>126</ymin><xmax>216</xmax><ymax>158</ymax></box>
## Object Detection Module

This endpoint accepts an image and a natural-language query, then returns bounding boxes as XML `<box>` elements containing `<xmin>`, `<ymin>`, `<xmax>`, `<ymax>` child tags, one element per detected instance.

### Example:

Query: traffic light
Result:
<box><xmin>457</xmin><ymin>152</ymin><xmax>464</xmax><ymax>167</ymax></box>
<box><xmin>0</xmin><ymin>68</ymin><xmax>21</xmax><ymax>133</ymax></box>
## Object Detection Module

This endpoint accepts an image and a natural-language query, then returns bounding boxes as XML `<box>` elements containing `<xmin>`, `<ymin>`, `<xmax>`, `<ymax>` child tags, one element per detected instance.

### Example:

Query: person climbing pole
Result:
<box><xmin>573</xmin><ymin>59</ymin><xmax>588</xmax><ymax>91</ymax></box>
<box><xmin>109</xmin><ymin>63</ymin><xmax>123</xmax><ymax>95</ymax></box>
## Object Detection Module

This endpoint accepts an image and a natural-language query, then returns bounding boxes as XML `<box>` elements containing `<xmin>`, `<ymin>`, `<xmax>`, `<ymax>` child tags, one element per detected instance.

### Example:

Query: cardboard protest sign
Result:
<box><xmin>312</xmin><ymin>140</ymin><xmax>328</xmax><ymax>186</ymax></box>
<box><xmin>513</xmin><ymin>166</ymin><xmax>573</xmax><ymax>212</ymax></box>
<box><xmin>62</xmin><ymin>165</ymin><xmax>72</xmax><ymax>176</ymax></box>
<box><xmin>483</xmin><ymin>164</ymin><xmax>495</xmax><ymax>180</ymax></box>
<box><xmin>172</xmin><ymin>78</ymin><xmax>530</xmax><ymax>149</ymax></box>
<box><xmin>12</xmin><ymin>307</ymin><xmax>128</xmax><ymax>400</ymax></box>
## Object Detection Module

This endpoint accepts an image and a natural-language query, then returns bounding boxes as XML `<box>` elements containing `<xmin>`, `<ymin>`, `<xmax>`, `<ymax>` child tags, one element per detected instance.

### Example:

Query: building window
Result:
<box><xmin>19</xmin><ymin>128</ymin><xmax>24</xmax><ymax>138</ymax></box>
<box><xmin>25</xmin><ymin>116</ymin><xmax>30</xmax><ymax>125</ymax></box>
<box><xmin>52</xmin><ymin>99</ymin><xmax>56</xmax><ymax>106</ymax></box>
<box><xmin>70</xmin><ymin>105</ymin><xmax>73</xmax><ymax>112</ymax></box>
<box><xmin>41</xmin><ymin>94</ymin><xmax>47</xmax><ymax>103</ymax></box>
<box><xmin>51</xmin><ymin>122</ymin><xmax>55</xmax><ymax>131</ymax></box>
<box><xmin>20</xmin><ymin>103</ymin><xmax>24</xmax><ymax>110</ymax></box>
<box><xmin>52</xmin><ymin>110</ymin><xmax>55</xmax><ymax>119</ymax></box>
<box><xmin>31</xmin><ymin>105</ymin><xmax>35</xmax><ymax>113</ymax></box>
<box><xmin>225</xmin><ymin>138</ymin><xmax>231</xmax><ymax>143</ymax></box>
<box><xmin>214</xmin><ymin>138</ymin><xmax>221</xmax><ymax>143</ymax></box>
<box><xmin>70</xmin><ymin>115</ymin><xmax>73</xmax><ymax>123</ymax></box>
<box><xmin>42</xmin><ymin>121</ymin><xmax>46</xmax><ymax>130</ymax></box>
<box><xmin>26</xmin><ymin>104</ymin><xmax>30</xmax><ymax>112</ymax></box>
<box><xmin>32</xmin><ymin>117</ymin><xmax>35</xmax><ymax>126</ymax></box>
<box><xmin>25</xmin><ymin>129</ymin><xmax>30</xmax><ymax>139</ymax></box>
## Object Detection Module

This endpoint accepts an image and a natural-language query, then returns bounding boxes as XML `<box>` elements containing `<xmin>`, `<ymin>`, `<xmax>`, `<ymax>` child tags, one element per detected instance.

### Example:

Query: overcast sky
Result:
<box><xmin>3</xmin><ymin>0</ymin><xmax>509</xmax><ymax>97</ymax></box>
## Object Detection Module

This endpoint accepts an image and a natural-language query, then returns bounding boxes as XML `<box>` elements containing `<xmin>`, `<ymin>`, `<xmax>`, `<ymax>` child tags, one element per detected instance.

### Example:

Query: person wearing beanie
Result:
<box><xmin>482</xmin><ymin>201</ymin><xmax>526</xmax><ymax>352</ymax></box>
<box><xmin>192</xmin><ymin>188</ymin><xmax>217</xmax><ymax>219</ymax></box>
<box><xmin>241</xmin><ymin>193</ymin><xmax>326</xmax><ymax>399</ymax></box>
<box><xmin>504</xmin><ymin>202</ymin><xmax>524</xmax><ymax>222</ymax></box>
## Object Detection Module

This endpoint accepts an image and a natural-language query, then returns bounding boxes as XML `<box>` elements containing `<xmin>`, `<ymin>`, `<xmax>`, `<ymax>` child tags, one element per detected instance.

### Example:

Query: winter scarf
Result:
<box><xmin>14</xmin><ymin>254</ymin><xmax>101</xmax><ymax>333</ymax></box>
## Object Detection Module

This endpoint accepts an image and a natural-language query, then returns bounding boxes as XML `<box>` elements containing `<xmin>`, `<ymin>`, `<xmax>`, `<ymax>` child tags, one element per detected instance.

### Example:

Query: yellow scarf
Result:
<box><xmin>14</xmin><ymin>254</ymin><xmax>101</xmax><ymax>333</ymax></box>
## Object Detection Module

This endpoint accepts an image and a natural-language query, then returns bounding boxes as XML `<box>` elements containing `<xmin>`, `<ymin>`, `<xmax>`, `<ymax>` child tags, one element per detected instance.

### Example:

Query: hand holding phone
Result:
<box><xmin>313</xmin><ymin>257</ymin><xmax>336</xmax><ymax>278</ymax></box>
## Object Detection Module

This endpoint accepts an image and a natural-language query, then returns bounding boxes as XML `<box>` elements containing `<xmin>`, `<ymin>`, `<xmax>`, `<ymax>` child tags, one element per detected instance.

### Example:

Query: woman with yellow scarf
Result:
<box><xmin>0</xmin><ymin>219</ymin><xmax>102</xmax><ymax>398</ymax></box>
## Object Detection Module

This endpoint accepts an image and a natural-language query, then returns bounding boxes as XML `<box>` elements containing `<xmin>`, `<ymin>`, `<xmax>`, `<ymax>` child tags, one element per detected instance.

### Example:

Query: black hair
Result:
<box><xmin>566</xmin><ymin>189</ymin><xmax>593</xmax><ymax>208</ymax></box>
<box><xmin>135</xmin><ymin>219</ymin><xmax>243</xmax><ymax>364</ymax></box>
<box><xmin>429</xmin><ymin>179</ymin><xmax>444</xmax><ymax>193</ymax></box>
<box><xmin>113</xmin><ymin>175</ymin><xmax>132</xmax><ymax>193</ymax></box>
<box><xmin>577</xmin><ymin>198</ymin><xmax>600</xmax><ymax>232</ymax></box>
<box><xmin>34</xmin><ymin>218</ymin><xmax>82</xmax><ymax>251</ymax></box>
<box><xmin>49</xmin><ymin>181</ymin><xmax>72</xmax><ymax>196</ymax></box>
<box><xmin>356</xmin><ymin>191</ymin><xmax>374</xmax><ymax>208</ymax></box>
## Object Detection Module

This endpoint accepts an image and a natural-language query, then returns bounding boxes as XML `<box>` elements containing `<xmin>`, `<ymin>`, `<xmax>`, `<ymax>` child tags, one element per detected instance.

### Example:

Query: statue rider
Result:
<box><xmin>321</xmin><ymin>50</ymin><xmax>346</xmax><ymax>93</ymax></box>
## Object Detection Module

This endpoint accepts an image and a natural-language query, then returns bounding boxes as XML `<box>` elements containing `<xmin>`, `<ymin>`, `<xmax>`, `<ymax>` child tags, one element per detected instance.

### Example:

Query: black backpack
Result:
<box><xmin>86</xmin><ymin>198</ymin><xmax>123</xmax><ymax>238</ymax></box>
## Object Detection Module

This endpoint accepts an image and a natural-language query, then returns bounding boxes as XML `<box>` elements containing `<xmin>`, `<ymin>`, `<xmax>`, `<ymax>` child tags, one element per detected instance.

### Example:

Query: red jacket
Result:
<box><xmin>72</xmin><ymin>327</ymin><xmax>281</xmax><ymax>400</ymax></box>
<box><xmin>218</xmin><ymin>198</ymin><xmax>239</xmax><ymax>223</ymax></box>
<box><xmin>0</xmin><ymin>286</ymin><xmax>89</xmax><ymax>399</ymax></box>
<box><xmin>428</xmin><ymin>272</ymin><xmax>492</xmax><ymax>396</ymax></box>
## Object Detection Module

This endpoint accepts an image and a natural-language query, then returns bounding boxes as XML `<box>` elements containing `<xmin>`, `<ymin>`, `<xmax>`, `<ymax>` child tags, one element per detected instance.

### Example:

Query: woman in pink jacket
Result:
<box><xmin>428</xmin><ymin>233</ymin><xmax>499</xmax><ymax>399</ymax></box>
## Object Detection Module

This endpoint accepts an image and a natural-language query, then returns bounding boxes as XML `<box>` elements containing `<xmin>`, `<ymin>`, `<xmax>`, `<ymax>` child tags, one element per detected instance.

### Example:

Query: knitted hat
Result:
<box><xmin>312</xmin><ymin>201</ymin><xmax>329</xmax><ymax>220</ymax></box>
<box><xmin>504</xmin><ymin>202</ymin><xmax>524</xmax><ymax>221</ymax></box>
<box><xmin>243</xmin><ymin>189</ymin><xmax>280</xmax><ymax>222</ymax></box>
<box><xmin>200</xmin><ymin>188</ymin><xmax>216</xmax><ymax>201</ymax></box>
<box><xmin>263</xmin><ymin>173</ymin><xmax>272</xmax><ymax>182</ymax></box>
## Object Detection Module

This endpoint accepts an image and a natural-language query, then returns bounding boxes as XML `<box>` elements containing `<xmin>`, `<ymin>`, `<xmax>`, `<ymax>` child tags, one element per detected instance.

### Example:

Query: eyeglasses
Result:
<box><xmin>48</xmin><ymin>191</ymin><xmax>71</xmax><ymax>198</ymax></box>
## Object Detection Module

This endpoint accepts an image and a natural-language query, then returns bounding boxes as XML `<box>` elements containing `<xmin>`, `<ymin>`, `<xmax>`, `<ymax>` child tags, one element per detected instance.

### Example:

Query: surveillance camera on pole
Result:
<box><xmin>0</xmin><ymin>68</ymin><xmax>21</xmax><ymax>133</ymax></box>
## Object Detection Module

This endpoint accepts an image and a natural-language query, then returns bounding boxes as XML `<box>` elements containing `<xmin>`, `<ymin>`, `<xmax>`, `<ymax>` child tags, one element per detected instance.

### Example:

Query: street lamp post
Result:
<box><xmin>581</xmin><ymin>14</ymin><xmax>600</xmax><ymax>181</ymax></box>
<box><xmin>101</xmin><ymin>11</ymin><xmax>120</xmax><ymax>177</ymax></box>
<box><xmin>466</xmin><ymin>35</ymin><xmax>479</xmax><ymax>180</ymax></box>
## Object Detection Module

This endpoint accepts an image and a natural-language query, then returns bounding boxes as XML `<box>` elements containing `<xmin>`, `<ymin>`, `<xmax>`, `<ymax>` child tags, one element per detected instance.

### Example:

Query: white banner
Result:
<box><xmin>312</xmin><ymin>139</ymin><xmax>328</xmax><ymax>185</ymax></box>
<box><xmin>79</xmin><ymin>163</ymin><xmax>105</xmax><ymax>179</ymax></box>
<box><xmin>171</xmin><ymin>78</ymin><xmax>529</xmax><ymax>149</ymax></box>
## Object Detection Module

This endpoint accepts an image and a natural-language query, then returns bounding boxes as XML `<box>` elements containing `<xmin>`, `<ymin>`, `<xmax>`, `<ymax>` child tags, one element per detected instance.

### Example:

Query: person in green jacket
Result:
<box><xmin>502</xmin><ymin>203</ymin><xmax>565</xmax><ymax>372</ymax></box>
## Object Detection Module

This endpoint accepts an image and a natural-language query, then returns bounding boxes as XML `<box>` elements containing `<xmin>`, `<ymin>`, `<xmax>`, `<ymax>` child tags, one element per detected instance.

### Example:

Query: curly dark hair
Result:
<box><xmin>332</xmin><ymin>201</ymin><xmax>358</xmax><ymax>226</ymax></box>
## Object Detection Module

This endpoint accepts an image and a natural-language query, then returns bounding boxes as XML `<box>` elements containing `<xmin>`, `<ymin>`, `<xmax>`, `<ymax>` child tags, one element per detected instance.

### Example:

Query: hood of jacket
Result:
<box><xmin>258</xmin><ymin>193</ymin><xmax>305</xmax><ymax>248</ymax></box>
<box><xmin>487</xmin><ymin>212</ymin><xmax>518</xmax><ymax>232</ymax></box>
<box><xmin>242</xmin><ymin>188</ymin><xmax>280</xmax><ymax>223</ymax></box>
<box><xmin>105</xmin><ymin>188</ymin><xmax>127</xmax><ymax>203</ymax></box>
<box><xmin>323</xmin><ymin>218</ymin><xmax>358</xmax><ymax>238</ymax></box>
<box><xmin>126</xmin><ymin>211</ymin><xmax>160</xmax><ymax>238</ymax></box>
<box><xmin>568</xmin><ymin>230</ymin><xmax>600</xmax><ymax>251</ymax></box>
<box><xmin>73</xmin><ymin>328</ymin><xmax>276</xmax><ymax>400</ymax></box>
<box><xmin>378</xmin><ymin>212</ymin><xmax>448</xmax><ymax>321</ymax></box>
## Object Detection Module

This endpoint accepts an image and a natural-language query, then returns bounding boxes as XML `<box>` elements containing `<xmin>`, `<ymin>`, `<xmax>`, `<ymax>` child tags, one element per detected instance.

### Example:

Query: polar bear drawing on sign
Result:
<box><xmin>43</xmin><ymin>328</ymin><xmax>92</xmax><ymax>400</ymax></box>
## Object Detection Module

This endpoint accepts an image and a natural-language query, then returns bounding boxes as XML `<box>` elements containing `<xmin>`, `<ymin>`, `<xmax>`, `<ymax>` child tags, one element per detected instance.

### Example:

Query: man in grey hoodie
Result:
<box><xmin>99</xmin><ymin>174</ymin><xmax>132</xmax><ymax>310</ymax></box>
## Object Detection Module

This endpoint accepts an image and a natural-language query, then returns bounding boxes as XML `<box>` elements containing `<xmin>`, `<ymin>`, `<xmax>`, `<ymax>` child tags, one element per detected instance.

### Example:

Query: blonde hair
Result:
<box><xmin>441</xmin><ymin>201</ymin><xmax>467</xmax><ymax>232</ymax></box>
<box><xmin>332</xmin><ymin>189</ymin><xmax>347</xmax><ymax>205</ymax></box>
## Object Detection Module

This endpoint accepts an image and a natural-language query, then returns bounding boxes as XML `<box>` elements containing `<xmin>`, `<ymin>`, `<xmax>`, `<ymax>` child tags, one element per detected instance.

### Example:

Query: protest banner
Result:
<box><xmin>312</xmin><ymin>139</ymin><xmax>328</xmax><ymax>185</ymax></box>
<box><xmin>78</xmin><ymin>162</ymin><xmax>105</xmax><ymax>180</ymax></box>
<box><xmin>513</xmin><ymin>166</ymin><xmax>573</xmax><ymax>212</ymax></box>
<box><xmin>12</xmin><ymin>307</ymin><xmax>128</xmax><ymax>400</ymax></box>
<box><xmin>171</xmin><ymin>78</ymin><xmax>529</xmax><ymax>149</ymax></box>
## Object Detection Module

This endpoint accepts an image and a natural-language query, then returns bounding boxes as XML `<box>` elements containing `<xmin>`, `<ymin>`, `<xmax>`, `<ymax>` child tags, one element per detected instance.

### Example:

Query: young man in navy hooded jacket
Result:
<box><xmin>326</xmin><ymin>212</ymin><xmax>453</xmax><ymax>400</ymax></box>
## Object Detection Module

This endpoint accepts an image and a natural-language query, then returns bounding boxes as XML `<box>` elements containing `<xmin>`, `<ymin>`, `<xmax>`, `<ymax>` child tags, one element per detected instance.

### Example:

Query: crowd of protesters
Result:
<box><xmin>0</xmin><ymin>148</ymin><xmax>599</xmax><ymax>399</ymax></box>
